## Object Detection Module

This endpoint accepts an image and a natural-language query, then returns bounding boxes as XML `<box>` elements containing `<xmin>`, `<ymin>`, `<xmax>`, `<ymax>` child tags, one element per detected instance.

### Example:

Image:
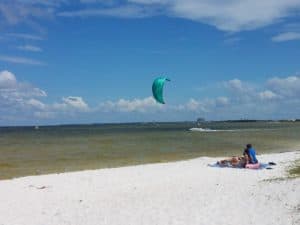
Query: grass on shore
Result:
<box><xmin>262</xmin><ymin>158</ymin><xmax>300</xmax><ymax>182</ymax></box>
<box><xmin>288</xmin><ymin>160</ymin><xmax>300</xmax><ymax>178</ymax></box>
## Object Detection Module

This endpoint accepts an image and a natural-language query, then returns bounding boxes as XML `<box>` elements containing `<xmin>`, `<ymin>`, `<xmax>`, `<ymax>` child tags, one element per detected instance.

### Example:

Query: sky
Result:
<box><xmin>0</xmin><ymin>0</ymin><xmax>300</xmax><ymax>126</ymax></box>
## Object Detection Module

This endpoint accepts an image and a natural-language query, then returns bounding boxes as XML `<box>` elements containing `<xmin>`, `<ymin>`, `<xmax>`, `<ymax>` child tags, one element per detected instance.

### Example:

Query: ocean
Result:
<box><xmin>0</xmin><ymin>121</ymin><xmax>300</xmax><ymax>179</ymax></box>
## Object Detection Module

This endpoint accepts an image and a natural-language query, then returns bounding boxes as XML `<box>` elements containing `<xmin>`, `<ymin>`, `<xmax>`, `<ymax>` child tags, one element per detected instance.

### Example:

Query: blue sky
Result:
<box><xmin>1</xmin><ymin>0</ymin><xmax>300</xmax><ymax>125</ymax></box>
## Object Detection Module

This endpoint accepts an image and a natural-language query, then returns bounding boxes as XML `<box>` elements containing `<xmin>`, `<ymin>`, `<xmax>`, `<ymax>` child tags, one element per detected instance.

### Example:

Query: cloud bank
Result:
<box><xmin>0</xmin><ymin>70</ymin><xmax>90</xmax><ymax>123</ymax></box>
<box><xmin>1</xmin><ymin>0</ymin><xmax>300</xmax><ymax>32</ymax></box>
<box><xmin>1</xmin><ymin>70</ymin><xmax>300</xmax><ymax>125</ymax></box>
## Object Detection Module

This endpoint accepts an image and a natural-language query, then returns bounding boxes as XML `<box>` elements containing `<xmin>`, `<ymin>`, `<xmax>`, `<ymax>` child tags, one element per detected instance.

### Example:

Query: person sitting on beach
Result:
<box><xmin>217</xmin><ymin>144</ymin><xmax>258</xmax><ymax>168</ymax></box>
<box><xmin>244</xmin><ymin>144</ymin><xmax>258</xmax><ymax>164</ymax></box>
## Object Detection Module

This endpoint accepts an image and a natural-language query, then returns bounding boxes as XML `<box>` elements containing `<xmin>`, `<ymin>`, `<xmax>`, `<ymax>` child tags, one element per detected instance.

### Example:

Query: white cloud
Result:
<box><xmin>0</xmin><ymin>0</ymin><xmax>54</xmax><ymax>25</ymax></box>
<box><xmin>0</xmin><ymin>70</ymin><xmax>46</xmax><ymax>97</ymax></box>
<box><xmin>174</xmin><ymin>75</ymin><xmax>300</xmax><ymax>120</ymax></box>
<box><xmin>225</xmin><ymin>79</ymin><xmax>244</xmax><ymax>92</ymax></box>
<box><xmin>99</xmin><ymin>96</ymin><xmax>162</xmax><ymax>112</ymax></box>
<box><xmin>216</xmin><ymin>96</ymin><xmax>229</xmax><ymax>106</ymax></box>
<box><xmin>0</xmin><ymin>70</ymin><xmax>17</xmax><ymax>88</ymax></box>
<box><xmin>80</xmin><ymin>0</ymin><xmax>117</xmax><ymax>4</ymax></box>
<box><xmin>58</xmin><ymin>5</ymin><xmax>155</xmax><ymax>18</ymax></box>
<box><xmin>0</xmin><ymin>70</ymin><xmax>48</xmax><ymax>122</ymax></box>
<box><xmin>27</xmin><ymin>98</ymin><xmax>46</xmax><ymax>109</ymax></box>
<box><xmin>0</xmin><ymin>70</ymin><xmax>93</xmax><ymax>123</ymax></box>
<box><xmin>6</xmin><ymin>33</ymin><xmax>44</xmax><ymax>40</ymax></box>
<box><xmin>34</xmin><ymin>111</ymin><xmax>55</xmax><ymax>119</ymax></box>
<box><xmin>62</xmin><ymin>96</ymin><xmax>89</xmax><ymax>111</ymax></box>
<box><xmin>53</xmin><ymin>96</ymin><xmax>90</xmax><ymax>112</ymax></box>
<box><xmin>58</xmin><ymin>0</ymin><xmax>300</xmax><ymax>32</ymax></box>
<box><xmin>210</xmin><ymin>75</ymin><xmax>300</xmax><ymax>119</ymax></box>
<box><xmin>267</xmin><ymin>76</ymin><xmax>300</xmax><ymax>97</ymax></box>
<box><xmin>0</xmin><ymin>0</ymin><xmax>70</xmax><ymax>27</ymax></box>
<box><xmin>184</xmin><ymin>97</ymin><xmax>229</xmax><ymax>112</ymax></box>
<box><xmin>0</xmin><ymin>55</ymin><xmax>45</xmax><ymax>65</ymax></box>
<box><xmin>23</xmin><ymin>0</ymin><xmax>68</xmax><ymax>7</ymax></box>
<box><xmin>168</xmin><ymin>0</ymin><xmax>300</xmax><ymax>32</ymax></box>
<box><xmin>27</xmin><ymin>96</ymin><xmax>91</xmax><ymax>120</ymax></box>
<box><xmin>258</xmin><ymin>90</ymin><xmax>279</xmax><ymax>100</ymax></box>
<box><xmin>17</xmin><ymin>45</ymin><xmax>42</xmax><ymax>52</ymax></box>
<box><xmin>272</xmin><ymin>31</ymin><xmax>300</xmax><ymax>42</ymax></box>
<box><xmin>224</xmin><ymin>78</ymin><xmax>254</xmax><ymax>95</ymax></box>
<box><xmin>223</xmin><ymin>78</ymin><xmax>262</xmax><ymax>105</ymax></box>
<box><xmin>185</xmin><ymin>98</ymin><xmax>212</xmax><ymax>112</ymax></box>
<box><xmin>185</xmin><ymin>98</ymin><xmax>201</xmax><ymax>111</ymax></box>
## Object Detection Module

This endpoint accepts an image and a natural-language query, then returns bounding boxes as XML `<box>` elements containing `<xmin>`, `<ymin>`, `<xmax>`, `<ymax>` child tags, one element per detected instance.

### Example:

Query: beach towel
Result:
<box><xmin>208</xmin><ymin>162</ymin><xmax>272</xmax><ymax>170</ymax></box>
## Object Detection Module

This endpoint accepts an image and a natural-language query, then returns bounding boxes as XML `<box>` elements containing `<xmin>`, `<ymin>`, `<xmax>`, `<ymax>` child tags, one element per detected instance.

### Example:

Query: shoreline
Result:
<box><xmin>0</xmin><ymin>151</ymin><xmax>299</xmax><ymax>225</ymax></box>
<box><xmin>1</xmin><ymin>147</ymin><xmax>300</xmax><ymax>181</ymax></box>
<box><xmin>2</xmin><ymin>121</ymin><xmax>300</xmax><ymax>180</ymax></box>
<box><xmin>1</xmin><ymin>148</ymin><xmax>299</xmax><ymax>181</ymax></box>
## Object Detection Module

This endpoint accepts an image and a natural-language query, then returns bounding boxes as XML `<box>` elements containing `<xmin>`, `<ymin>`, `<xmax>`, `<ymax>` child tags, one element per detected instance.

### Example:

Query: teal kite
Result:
<box><xmin>152</xmin><ymin>77</ymin><xmax>171</xmax><ymax>104</ymax></box>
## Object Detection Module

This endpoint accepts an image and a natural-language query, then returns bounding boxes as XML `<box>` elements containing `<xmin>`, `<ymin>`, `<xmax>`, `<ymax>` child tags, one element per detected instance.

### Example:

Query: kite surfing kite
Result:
<box><xmin>152</xmin><ymin>77</ymin><xmax>171</xmax><ymax>104</ymax></box>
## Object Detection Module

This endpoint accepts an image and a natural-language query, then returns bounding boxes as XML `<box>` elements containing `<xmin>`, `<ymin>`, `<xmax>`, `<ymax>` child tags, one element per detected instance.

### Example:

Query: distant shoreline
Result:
<box><xmin>1</xmin><ymin>119</ymin><xmax>299</xmax><ymax>128</ymax></box>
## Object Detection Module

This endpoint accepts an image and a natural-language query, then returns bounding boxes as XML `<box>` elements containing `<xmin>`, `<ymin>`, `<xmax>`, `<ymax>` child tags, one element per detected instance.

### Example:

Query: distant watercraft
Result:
<box><xmin>189</xmin><ymin>127</ymin><xmax>239</xmax><ymax>132</ymax></box>
<box><xmin>189</xmin><ymin>128</ymin><xmax>218</xmax><ymax>132</ymax></box>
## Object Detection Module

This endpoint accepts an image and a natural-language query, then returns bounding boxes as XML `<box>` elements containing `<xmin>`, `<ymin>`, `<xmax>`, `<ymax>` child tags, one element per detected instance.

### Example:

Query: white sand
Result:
<box><xmin>0</xmin><ymin>151</ymin><xmax>299</xmax><ymax>225</ymax></box>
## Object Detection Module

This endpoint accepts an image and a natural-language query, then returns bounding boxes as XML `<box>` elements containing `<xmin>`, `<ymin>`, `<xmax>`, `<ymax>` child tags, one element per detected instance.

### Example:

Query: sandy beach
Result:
<box><xmin>0</xmin><ymin>151</ymin><xmax>299</xmax><ymax>225</ymax></box>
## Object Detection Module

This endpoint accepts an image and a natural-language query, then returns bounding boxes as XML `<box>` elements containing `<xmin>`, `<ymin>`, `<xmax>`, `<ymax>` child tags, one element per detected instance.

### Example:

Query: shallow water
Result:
<box><xmin>0</xmin><ymin>121</ymin><xmax>300</xmax><ymax>180</ymax></box>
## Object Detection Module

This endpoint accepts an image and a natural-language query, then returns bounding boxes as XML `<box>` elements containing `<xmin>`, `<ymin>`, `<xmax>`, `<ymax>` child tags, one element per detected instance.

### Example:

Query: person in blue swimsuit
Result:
<box><xmin>243</xmin><ymin>144</ymin><xmax>258</xmax><ymax>164</ymax></box>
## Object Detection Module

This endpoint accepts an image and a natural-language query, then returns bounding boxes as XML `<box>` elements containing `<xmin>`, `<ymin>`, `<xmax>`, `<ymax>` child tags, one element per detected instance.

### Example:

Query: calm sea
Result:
<box><xmin>0</xmin><ymin>121</ymin><xmax>300</xmax><ymax>179</ymax></box>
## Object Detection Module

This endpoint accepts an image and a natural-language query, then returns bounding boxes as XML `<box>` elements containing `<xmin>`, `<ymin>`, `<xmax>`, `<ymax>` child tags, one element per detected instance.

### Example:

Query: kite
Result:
<box><xmin>152</xmin><ymin>77</ymin><xmax>170</xmax><ymax>104</ymax></box>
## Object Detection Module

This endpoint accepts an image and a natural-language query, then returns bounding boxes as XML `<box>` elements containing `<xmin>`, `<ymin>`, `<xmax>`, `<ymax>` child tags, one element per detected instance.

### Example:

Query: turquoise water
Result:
<box><xmin>0</xmin><ymin>121</ymin><xmax>300</xmax><ymax>180</ymax></box>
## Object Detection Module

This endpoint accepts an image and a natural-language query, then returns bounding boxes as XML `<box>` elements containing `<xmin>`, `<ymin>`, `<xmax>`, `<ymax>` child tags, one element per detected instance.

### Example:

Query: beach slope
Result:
<box><xmin>0</xmin><ymin>151</ymin><xmax>299</xmax><ymax>225</ymax></box>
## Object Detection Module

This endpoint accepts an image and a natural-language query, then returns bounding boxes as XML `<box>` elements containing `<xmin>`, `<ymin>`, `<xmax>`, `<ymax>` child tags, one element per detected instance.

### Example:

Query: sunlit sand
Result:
<box><xmin>0</xmin><ymin>151</ymin><xmax>299</xmax><ymax>225</ymax></box>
